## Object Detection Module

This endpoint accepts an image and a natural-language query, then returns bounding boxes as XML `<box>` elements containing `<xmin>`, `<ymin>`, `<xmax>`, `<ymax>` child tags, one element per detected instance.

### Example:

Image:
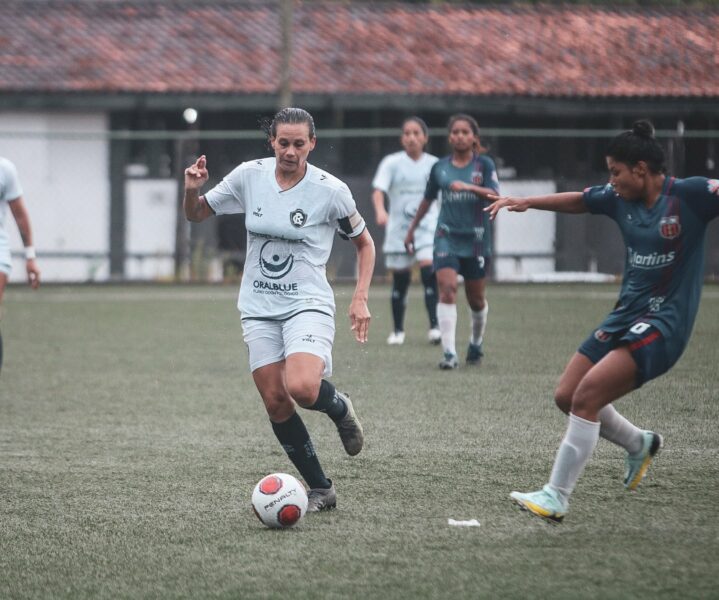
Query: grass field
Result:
<box><xmin>1</xmin><ymin>282</ymin><xmax>718</xmax><ymax>599</ymax></box>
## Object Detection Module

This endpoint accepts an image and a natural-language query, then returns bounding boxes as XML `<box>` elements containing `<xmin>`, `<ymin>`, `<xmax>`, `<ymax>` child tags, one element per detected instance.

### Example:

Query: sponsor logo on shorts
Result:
<box><xmin>594</xmin><ymin>329</ymin><xmax>611</xmax><ymax>342</ymax></box>
<box><xmin>659</xmin><ymin>215</ymin><xmax>681</xmax><ymax>239</ymax></box>
<box><xmin>301</xmin><ymin>334</ymin><xmax>315</xmax><ymax>343</ymax></box>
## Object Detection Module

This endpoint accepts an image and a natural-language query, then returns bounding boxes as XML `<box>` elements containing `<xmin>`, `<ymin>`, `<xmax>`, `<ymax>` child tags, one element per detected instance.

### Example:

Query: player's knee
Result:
<box><xmin>286</xmin><ymin>378</ymin><xmax>320</xmax><ymax>408</ymax></box>
<box><xmin>569</xmin><ymin>382</ymin><xmax>602</xmax><ymax>417</ymax></box>
<box><xmin>262</xmin><ymin>393</ymin><xmax>293</xmax><ymax>422</ymax></box>
<box><xmin>438</xmin><ymin>287</ymin><xmax>457</xmax><ymax>303</ymax></box>
<box><xmin>554</xmin><ymin>386</ymin><xmax>572</xmax><ymax>414</ymax></box>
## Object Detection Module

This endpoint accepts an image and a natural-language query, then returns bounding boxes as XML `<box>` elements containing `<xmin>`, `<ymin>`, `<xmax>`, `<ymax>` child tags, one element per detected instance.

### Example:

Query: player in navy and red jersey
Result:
<box><xmin>486</xmin><ymin>120</ymin><xmax>719</xmax><ymax>522</ymax></box>
<box><xmin>405</xmin><ymin>114</ymin><xmax>500</xmax><ymax>370</ymax></box>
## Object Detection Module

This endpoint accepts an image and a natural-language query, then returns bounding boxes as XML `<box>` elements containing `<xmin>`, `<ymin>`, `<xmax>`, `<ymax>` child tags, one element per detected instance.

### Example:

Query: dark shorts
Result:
<box><xmin>578</xmin><ymin>322</ymin><xmax>676</xmax><ymax>387</ymax></box>
<box><xmin>433</xmin><ymin>255</ymin><xmax>489</xmax><ymax>281</ymax></box>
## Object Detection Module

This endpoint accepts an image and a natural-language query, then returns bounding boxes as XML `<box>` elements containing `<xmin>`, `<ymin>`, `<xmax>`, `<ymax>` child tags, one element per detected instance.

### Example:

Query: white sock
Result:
<box><xmin>470</xmin><ymin>301</ymin><xmax>488</xmax><ymax>346</ymax></box>
<box><xmin>598</xmin><ymin>405</ymin><xmax>644</xmax><ymax>455</ymax></box>
<box><xmin>436</xmin><ymin>302</ymin><xmax>457</xmax><ymax>356</ymax></box>
<box><xmin>548</xmin><ymin>413</ymin><xmax>600</xmax><ymax>503</ymax></box>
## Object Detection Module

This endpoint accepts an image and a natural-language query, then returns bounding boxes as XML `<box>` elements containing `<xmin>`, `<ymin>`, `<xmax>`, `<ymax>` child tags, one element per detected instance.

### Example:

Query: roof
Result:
<box><xmin>1</xmin><ymin>1</ymin><xmax>717</xmax><ymax>99</ymax></box>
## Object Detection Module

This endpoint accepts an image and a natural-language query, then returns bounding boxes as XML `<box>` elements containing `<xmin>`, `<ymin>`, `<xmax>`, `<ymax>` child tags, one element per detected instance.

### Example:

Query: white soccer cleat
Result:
<box><xmin>386</xmin><ymin>331</ymin><xmax>405</xmax><ymax>345</ymax></box>
<box><xmin>427</xmin><ymin>328</ymin><xmax>441</xmax><ymax>345</ymax></box>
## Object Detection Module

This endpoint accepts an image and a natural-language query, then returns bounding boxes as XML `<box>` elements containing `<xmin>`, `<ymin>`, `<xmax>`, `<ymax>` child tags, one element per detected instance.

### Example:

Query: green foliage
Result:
<box><xmin>1</xmin><ymin>283</ymin><xmax>718</xmax><ymax>598</ymax></box>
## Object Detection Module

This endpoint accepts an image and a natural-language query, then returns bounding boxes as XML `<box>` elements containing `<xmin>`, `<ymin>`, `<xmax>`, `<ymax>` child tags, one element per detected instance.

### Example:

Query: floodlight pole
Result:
<box><xmin>278</xmin><ymin>0</ymin><xmax>293</xmax><ymax>109</ymax></box>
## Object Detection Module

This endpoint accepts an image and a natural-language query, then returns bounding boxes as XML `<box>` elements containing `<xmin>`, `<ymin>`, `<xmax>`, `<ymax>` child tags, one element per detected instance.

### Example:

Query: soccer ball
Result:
<box><xmin>251</xmin><ymin>473</ymin><xmax>308</xmax><ymax>528</ymax></box>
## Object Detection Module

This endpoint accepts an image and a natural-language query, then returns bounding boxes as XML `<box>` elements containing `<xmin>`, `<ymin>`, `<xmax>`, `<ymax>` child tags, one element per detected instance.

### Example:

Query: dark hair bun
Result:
<box><xmin>632</xmin><ymin>120</ymin><xmax>655</xmax><ymax>139</ymax></box>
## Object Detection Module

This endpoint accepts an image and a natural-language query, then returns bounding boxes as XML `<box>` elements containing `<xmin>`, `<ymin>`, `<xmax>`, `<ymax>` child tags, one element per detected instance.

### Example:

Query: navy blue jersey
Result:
<box><xmin>424</xmin><ymin>153</ymin><xmax>500</xmax><ymax>257</ymax></box>
<box><xmin>583</xmin><ymin>176</ymin><xmax>719</xmax><ymax>357</ymax></box>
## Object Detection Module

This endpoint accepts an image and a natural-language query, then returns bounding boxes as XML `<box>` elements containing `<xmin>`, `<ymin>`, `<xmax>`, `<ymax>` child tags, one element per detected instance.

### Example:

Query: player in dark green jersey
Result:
<box><xmin>486</xmin><ymin>120</ymin><xmax>719</xmax><ymax>522</ymax></box>
<box><xmin>405</xmin><ymin>114</ymin><xmax>500</xmax><ymax>370</ymax></box>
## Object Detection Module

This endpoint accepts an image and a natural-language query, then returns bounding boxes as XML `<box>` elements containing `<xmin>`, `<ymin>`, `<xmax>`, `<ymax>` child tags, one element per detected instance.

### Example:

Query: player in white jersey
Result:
<box><xmin>183</xmin><ymin>108</ymin><xmax>375</xmax><ymax>513</ymax></box>
<box><xmin>0</xmin><ymin>157</ymin><xmax>40</xmax><ymax>375</ymax></box>
<box><xmin>372</xmin><ymin>117</ymin><xmax>440</xmax><ymax>346</ymax></box>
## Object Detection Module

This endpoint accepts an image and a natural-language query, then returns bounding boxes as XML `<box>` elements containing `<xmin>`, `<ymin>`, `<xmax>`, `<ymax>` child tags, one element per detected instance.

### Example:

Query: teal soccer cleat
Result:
<box><xmin>510</xmin><ymin>485</ymin><xmax>568</xmax><ymax>523</ymax></box>
<box><xmin>466</xmin><ymin>342</ymin><xmax>483</xmax><ymax>365</ymax></box>
<box><xmin>624</xmin><ymin>430</ymin><xmax>663</xmax><ymax>491</ymax></box>
<box><xmin>439</xmin><ymin>351</ymin><xmax>459</xmax><ymax>370</ymax></box>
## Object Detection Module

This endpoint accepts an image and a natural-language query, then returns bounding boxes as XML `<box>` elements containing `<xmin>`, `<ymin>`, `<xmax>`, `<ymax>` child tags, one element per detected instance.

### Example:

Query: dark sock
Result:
<box><xmin>391</xmin><ymin>270</ymin><xmax>411</xmax><ymax>332</ymax></box>
<box><xmin>420</xmin><ymin>265</ymin><xmax>439</xmax><ymax>328</ymax></box>
<box><xmin>305</xmin><ymin>379</ymin><xmax>348</xmax><ymax>422</ymax></box>
<box><xmin>271</xmin><ymin>412</ymin><xmax>330</xmax><ymax>489</ymax></box>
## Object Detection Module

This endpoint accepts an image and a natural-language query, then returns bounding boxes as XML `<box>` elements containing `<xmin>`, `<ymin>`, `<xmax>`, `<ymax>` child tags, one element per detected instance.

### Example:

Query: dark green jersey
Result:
<box><xmin>584</xmin><ymin>176</ymin><xmax>719</xmax><ymax>358</ymax></box>
<box><xmin>424</xmin><ymin>154</ymin><xmax>500</xmax><ymax>257</ymax></box>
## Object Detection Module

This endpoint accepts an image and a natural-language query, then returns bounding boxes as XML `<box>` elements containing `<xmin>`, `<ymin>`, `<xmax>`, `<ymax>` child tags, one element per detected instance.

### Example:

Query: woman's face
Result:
<box><xmin>448</xmin><ymin>119</ymin><xmax>476</xmax><ymax>153</ymax></box>
<box><xmin>401</xmin><ymin>121</ymin><xmax>428</xmax><ymax>157</ymax></box>
<box><xmin>271</xmin><ymin>123</ymin><xmax>316</xmax><ymax>176</ymax></box>
<box><xmin>606</xmin><ymin>156</ymin><xmax>646</xmax><ymax>200</ymax></box>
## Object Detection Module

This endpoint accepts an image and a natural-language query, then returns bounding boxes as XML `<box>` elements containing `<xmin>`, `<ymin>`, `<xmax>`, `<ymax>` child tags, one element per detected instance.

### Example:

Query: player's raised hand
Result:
<box><xmin>185</xmin><ymin>155</ymin><xmax>208</xmax><ymax>190</ymax></box>
<box><xmin>349</xmin><ymin>298</ymin><xmax>371</xmax><ymax>344</ymax></box>
<box><xmin>484</xmin><ymin>194</ymin><xmax>529</xmax><ymax>221</ymax></box>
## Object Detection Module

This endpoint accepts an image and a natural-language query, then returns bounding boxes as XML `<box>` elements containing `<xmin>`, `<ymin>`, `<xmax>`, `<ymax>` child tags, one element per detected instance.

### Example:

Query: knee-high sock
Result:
<box><xmin>470</xmin><ymin>301</ymin><xmax>488</xmax><ymax>346</ymax></box>
<box><xmin>420</xmin><ymin>265</ymin><xmax>438</xmax><ymax>329</ymax></box>
<box><xmin>598</xmin><ymin>404</ymin><xmax>643</xmax><ymax>455</ymax></box>
<box><xmin>390</xmin><ymin>270</ymin><xmax>411</xmax><ymax>333</ymax></box>
<box><xmin>271</xmin><ymin>411</ymin><xmax>330</xmax><ymax>489</ymax></box>
<box><xmin>304</xmin><ymin>379</ymin><xmax>348</xmax><ymax>422</ymax></box>
<box><xmin>436</xmin><ymin>302</ymin><xmax>457</xmax><ymax>356</ymax></box>
<box><xmin>548</xmin><ymin>413</ymin><xmax>600</xmax><ymax>503</ymax></box>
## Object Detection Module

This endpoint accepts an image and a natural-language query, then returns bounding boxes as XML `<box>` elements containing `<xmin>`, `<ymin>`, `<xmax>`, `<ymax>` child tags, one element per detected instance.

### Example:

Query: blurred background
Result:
<box><xmin>1</xmin><ymin>0</ymin><xmax>718</xmax><ymax>283</ymax></box>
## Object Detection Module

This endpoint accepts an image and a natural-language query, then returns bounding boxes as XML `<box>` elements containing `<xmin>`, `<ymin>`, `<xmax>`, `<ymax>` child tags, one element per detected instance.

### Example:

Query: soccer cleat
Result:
<box><xmin>307</xmin><ymin>481</ymin><xmax>337</xmax><ymax>512</ymax></box>
<box><xmin>334</xmin><ymin>391</ymin><xmax>364</xmax><ymax>456</ymax></box>
<box><xmin>624</xmin><ymin>430</ymin><xmax>663</xmax><ymax>491</ymax></box>
<box><xmin>428</xmin><ymin>328</ymin><xmax>442</xmax><ymax>345</ymax></box>
<box><xmin>438</xmin><ymin>351</ymin><xmax>459</xmax><ymax>370</ymax></box>
<box><xmin>387</xmin><ymin>331</ymin><xmax>405</xmax><ymax>345</ymax></box>
<box><xmin>466</xmin><ymin>342</ymin><xmax>483</xmax><ymax>365</ymax></box>
<box><xmin>510</xmin><ymin>485</ymin><xmax>567</xmax><ymax>523</ymax></box>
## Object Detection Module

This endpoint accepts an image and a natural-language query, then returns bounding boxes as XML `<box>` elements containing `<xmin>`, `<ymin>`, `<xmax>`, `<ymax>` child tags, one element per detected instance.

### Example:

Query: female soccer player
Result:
<box><xmin>372</xmin><ymin>117</ymin><xmax>440</xmax><ymax>346</ymax></box>
<box><xmin>183</xmin><ymin>108</ymin><xmax>375</xmax><ymax>512</ymax></box>
<box><xmin>404</xmin><ymin>114</ymin><xmax>499</xmax><ymax>369</ymax></box>
<box><xmin>0</xmin><ymin>156</ymin><xmax>40</xmax><ymax>375</ymax></box>
<box><xmin>486</xmin><ymin>120</ymin><xmax>719</xmax><ymax>522</ymax></box>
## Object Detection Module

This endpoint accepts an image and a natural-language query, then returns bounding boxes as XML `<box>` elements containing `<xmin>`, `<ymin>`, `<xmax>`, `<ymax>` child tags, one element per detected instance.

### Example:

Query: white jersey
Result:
<box><xmin>0</xmin><ymin>157</ymin><xmax>23</xmax><ymax>243</ymax></box>
<box><xmin>372</xmin><ymin>151</ymin><xmax>438</xmax><ymax>253</ymax></box>
<box><xmin>205</xmin><ymin>158</ymin><xmax>365</xmax><ymax>321</ymax></box>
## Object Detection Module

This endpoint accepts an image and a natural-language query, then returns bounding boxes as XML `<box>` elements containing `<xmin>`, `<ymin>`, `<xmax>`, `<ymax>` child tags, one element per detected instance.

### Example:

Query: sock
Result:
<box><xmin>390</xmin><ymin>271</ymin><xmax>411</xmax><ymax>333</ymax></box>
<box><xmin>304</xmin><ymin>379</ymin><xmax>348</xmax><ymax>422</ymax></box>
<box><xmin>548</xmin><ymin>413</ymin><xmax>600</xmax><ymax>503</ymax></box>
<box><xmin>470</xmin><ymin>302</ymin><xmax>488</xmax><ymax>346</ymax></box>
<box><xmin>271</xmin><ymin>411</ymin><xmax>331</xmax><ymax>489</ymax></box>
<box><xmin>420</xmin><ymin>265</ymin><xmax>439</xmax><ymax>329</ymax></box>
<box><xmin>598</xmin><ymin>404</ymin><xmax>644</xmax><ymax>454</ymax></box>
<box><xmin>436</xmin><ymin>302</ymin><xmax>457</xmax><ymax>356</ymax></box>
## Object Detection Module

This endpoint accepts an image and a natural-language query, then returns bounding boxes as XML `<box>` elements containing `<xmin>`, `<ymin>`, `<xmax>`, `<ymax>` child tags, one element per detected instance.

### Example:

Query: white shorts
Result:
<box><xmin>241</xmin><ymin>310</ymin><xmax>335</xmax><ymax>377</ymax></box>
<box><xmin>0</xmin><ymin>237</ymin><xmax>11</xmax><ymax>275</ymax></box>
<box><xmin>385</xmin><ymin>246</ymin><xmax>433</xmax><ymax>271</ymax></box>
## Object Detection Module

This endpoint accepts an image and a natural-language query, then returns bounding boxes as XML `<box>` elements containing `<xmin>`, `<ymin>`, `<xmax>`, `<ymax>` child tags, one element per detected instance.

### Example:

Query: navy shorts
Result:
<box><xmin>578</xmin><ymin>322</ymin><xmax>677</xmax><ymax>387</ymax></box>
<box><xmin>433</xmin><ymin>255</ymin><xmax>489</xmax><ymax>281</ymax></box>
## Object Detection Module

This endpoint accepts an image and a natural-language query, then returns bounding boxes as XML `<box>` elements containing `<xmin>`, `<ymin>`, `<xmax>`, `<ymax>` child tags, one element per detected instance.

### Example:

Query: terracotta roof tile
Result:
<box><xmin>1</xmin><ymin>1</ymin><xmax>717</xmax><ymax>98</ymax></box>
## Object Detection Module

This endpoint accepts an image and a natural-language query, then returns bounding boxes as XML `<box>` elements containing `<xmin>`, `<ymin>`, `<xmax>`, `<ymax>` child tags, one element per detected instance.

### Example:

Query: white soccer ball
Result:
<box><xmin>251</xmin><ymin>473</ymin><xmax>308</xmax><ymax>528</ymax></box>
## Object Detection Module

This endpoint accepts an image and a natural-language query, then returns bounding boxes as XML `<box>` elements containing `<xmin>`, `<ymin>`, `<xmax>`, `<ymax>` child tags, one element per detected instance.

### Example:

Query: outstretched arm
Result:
<box><xmin>449</xmin><ymin>181</ymin><xmax>497</xmax><ymax>198</ymax></box>
<box><xmin>484</xmin><ymin>191</ymin><xmax>587</xmax><ymax>221</ymax></box>
<box><xmin>183</xmin><ymin>155</ymin><xmax>213</xmax><ymax>222</ymax></box>
<box><xmin>349</xmin><ymin>228</ymin><xmax>375</xmax><ymax>344</ymax></box>
<box><xmin>9</xmin><ymin>197</ymin><xmax>40</xmax><ymax>289</ymax></box>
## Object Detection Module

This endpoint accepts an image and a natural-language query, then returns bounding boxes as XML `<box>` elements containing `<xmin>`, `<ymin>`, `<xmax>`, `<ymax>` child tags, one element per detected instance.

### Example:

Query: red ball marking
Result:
<box><xmin>277</xmin><ymin>504</ymin><xmax>302</xmax><ymax>527</ymax></box>
<box><xmin>259</xmin><ymin>475</ymin><xmax>283</xmax><ymax>495</ymax></box>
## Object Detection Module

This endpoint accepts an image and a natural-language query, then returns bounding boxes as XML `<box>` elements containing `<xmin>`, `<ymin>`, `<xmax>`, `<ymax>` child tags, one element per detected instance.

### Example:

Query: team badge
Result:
<box><xmin>290</xmin><ymin>209</ymin><xmax>308</xmax><ymax>228</ymax></box>
<box><xmin>658</xmin><ymin>215</ymin><xmax>681</xmax><ymax>239</ymax></box>
<box><xmin>594</xmin><ymin>329</ymin><xmax>611</xmax><ymax>342</ymax></box>
<box><xmin>471</xmin><ymin>171</ymin><xmax>484</xmax><ymax>185</ymax></box>
<box><xmin>707</xmin><ymin>179</ymin><xmax>719</xmax><ymax>195</ymax></box>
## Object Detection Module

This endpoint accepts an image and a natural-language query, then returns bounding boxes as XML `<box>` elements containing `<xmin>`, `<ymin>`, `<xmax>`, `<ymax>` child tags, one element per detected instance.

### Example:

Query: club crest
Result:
<box><xmin>290</xmin><ymin>209</ymin><xmax>308</xmax><ymax>228</ymax></box>
<box><xmin>658</xmin><ymin>215</ymin><xmax>681</xmax><ymax>240</ymax></box>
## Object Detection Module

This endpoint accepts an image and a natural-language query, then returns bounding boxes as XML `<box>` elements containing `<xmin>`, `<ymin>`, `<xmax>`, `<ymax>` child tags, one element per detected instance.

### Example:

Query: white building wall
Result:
<box><xmin>0</xmin><ymin>112</ymin><xmax>110</xmax><ymax>282</ymax></box>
